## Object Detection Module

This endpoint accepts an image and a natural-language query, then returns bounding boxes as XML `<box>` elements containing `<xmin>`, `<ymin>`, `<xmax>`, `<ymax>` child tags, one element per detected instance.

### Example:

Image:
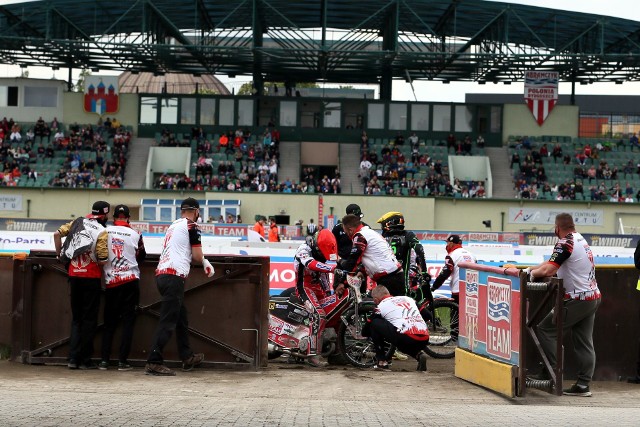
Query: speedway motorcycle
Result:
<box><xmin>267</xmin><ymin>274</ymin><xmax>394</xmax><ymax>367</ymax></box>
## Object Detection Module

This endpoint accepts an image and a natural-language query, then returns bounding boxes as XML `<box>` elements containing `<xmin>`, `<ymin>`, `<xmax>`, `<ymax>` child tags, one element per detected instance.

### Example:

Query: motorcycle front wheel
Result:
<box><xmin>337</xmin><ymin>304</ymin><xmax>395</xmax><ymax>368</ymax></box>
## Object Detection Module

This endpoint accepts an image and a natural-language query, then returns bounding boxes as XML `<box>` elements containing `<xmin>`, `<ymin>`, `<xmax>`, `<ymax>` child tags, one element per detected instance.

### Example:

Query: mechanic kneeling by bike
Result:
<box><xmin>366</xmin><ymin>285</ymin><xmax>429</xmax><ymax>371</ymax></box>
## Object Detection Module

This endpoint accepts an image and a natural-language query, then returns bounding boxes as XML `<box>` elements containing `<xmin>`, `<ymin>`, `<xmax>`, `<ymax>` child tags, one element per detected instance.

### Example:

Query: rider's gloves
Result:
<box><xmin>333</xmin><ymin>269</ymin><xmax>346</xmax><ymax>281</ymax></box>
<box><xmin>202</xmin><ymin>258</ymin><xmax>215</xmax><ymax>278</ymax></box>
<box><xmin>421</xmin><ymin>272</ymin><xmax>432</xmax><ymax>285</ymax></box>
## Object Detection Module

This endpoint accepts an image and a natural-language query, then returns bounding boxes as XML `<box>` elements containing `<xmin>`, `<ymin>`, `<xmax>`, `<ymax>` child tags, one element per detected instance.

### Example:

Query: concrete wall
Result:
<box><xmin>502</xmin><ymin>104</ymin><xmax>579</xmax><ymax>144</ymax></box>
<box><xmin>0</xmin><ymin>78</ymin><xmax>66</xmax><ymax>124</ymax></box>
<box><xmin>2</xmin><ymin>188</ymin><xmax>638</xmax><ymax>234</ymax></box>
<box><xmin>62</xmin><ymin>92</ymin><xmax>139</xmax><ymax>133</ymax></box>
<box><xmin>146</xmin><ymin>147</ymin><xmax>192</xmax><ymax>188</ymax></box>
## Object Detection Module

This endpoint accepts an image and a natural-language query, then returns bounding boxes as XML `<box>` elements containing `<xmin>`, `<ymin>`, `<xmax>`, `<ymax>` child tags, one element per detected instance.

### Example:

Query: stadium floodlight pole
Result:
<box><xmin>405</xmin><ymin>69</ymin><xmax>418</xmax><ymax>102</ymax></box>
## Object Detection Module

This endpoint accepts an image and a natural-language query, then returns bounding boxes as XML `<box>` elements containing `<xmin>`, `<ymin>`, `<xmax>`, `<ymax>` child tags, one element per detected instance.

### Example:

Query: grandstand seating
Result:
<box><xmin>508</xmin><ymin>135</ymin><xmax>640</xmax><ymax>201</ymax></box>
<box><xmin>1</xmin><ymin>121</ymin><xmax>131</xmax><ymax>189</ymax></box>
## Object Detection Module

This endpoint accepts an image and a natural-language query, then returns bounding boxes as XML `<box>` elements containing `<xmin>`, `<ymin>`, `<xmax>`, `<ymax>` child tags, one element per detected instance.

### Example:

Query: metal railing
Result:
<box><xmin>520</xmin><ymin>273</ymin><xmax>564</xmax><ymax>396</ymax></box>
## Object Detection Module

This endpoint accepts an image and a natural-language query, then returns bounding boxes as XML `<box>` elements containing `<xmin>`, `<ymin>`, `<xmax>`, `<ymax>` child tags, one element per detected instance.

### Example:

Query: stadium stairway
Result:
<box><xmin>123</xmin><ymin>137</ymin><xmax>155</xmax><ymax>189</ymax></box>
<box><xmin>339</xmin><ymin>142</ymin><xmax>361</xmax><ymax>194</ymax></box>
<box><xmin>278</xmin><ymin>140</ymin><xmax>301</xmax><ymax>187</ymax></box>
<box><xmin>485</xmin><ymin>146</ymin><xmax>514</xmax><ymax>199</ymax></box>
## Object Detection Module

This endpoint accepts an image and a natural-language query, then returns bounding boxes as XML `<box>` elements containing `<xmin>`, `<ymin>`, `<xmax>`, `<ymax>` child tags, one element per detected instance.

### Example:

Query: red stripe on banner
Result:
<box><xmin>537</xmin><ymin>100</ymin><xmax>545</xmax><ymax>126</ymax></box>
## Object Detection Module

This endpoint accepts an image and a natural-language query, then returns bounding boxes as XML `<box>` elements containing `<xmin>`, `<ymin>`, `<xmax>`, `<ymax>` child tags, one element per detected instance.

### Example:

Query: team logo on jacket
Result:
<box><xmin>111</xmin><ymin>237</ymin><xmax>125</xmax><ymax>259</ymax></box>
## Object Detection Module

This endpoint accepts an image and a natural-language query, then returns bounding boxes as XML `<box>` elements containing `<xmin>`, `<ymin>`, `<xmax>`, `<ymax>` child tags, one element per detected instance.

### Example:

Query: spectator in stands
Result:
<box><xmin>630</xmin><ymin>132</ymin><xmax>639</xmax><ymax>150</ymax></box>
<box><xmin>447</xmin><ymin>133</ymin><xmax>456</xmax><ymax>152</ymax></box>
<box><xmin>552</xmin><ymin>143</ymin><xmax>563</xmax><ymax>162</ymax></box>
<box><xmin>463</xmin><ymin>135</ymin><xmax>472</xmax><ymax>155</ymax></box>
<box><xmin>622</xmin><ymin>160</ymin><xmax>634</xmax><ymax>178</ymax></box>
<box><xmin>539</xmin><ymin>143</ymin><xmax>549</xmax><ymax>158</ymax></box>
<box><xmin>510</xmin><ymin>151</ymin><xmax>520</xmax><ymax>169</ymax></box>
<box><xmin>409</xmin><ymin>132</ymin><xmax>419</xmax><ymax>149</ymax></box>
<box><xmin>476</xmin><ymin>135</ymin><xmax>485</xmax><ymax>149</ymax></box>
<box><xmin>9</xmin><ymin>125</ymin><xmax>21</xmax><ymax>143</ymax></box>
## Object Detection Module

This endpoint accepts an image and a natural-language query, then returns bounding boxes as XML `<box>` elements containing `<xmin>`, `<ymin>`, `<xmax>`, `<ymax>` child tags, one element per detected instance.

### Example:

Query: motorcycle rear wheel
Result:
<box><xmin>423</xmin><ymin>300</ymin><xmax>458</xmax><ymax>359</ymax></box>
<box><xmin>337</xmin><ymin>304</ymin><xmax>395</xmax><ymax>368</ymax></box>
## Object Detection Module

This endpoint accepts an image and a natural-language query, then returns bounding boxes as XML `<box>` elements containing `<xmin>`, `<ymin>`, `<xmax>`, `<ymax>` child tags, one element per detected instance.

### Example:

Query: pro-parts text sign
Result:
<box><xmin>459</xmin><ymin>268</ymin><xmax>521</xmax><ymax>365</ymax></box>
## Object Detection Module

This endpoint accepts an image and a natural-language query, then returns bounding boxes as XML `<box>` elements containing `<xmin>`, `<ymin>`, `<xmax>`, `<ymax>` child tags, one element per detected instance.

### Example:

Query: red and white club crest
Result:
<box><xmin>524</xmin><ymin>71</ymin><xmax>559</xmax><ymax>126</ymax></box>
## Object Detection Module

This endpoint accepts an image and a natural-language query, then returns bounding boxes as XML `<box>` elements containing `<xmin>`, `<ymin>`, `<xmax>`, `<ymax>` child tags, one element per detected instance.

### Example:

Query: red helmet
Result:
<box><xmin>309</xmin><ymin>229</ymin><xmax>337</xmax><ymax>262</ymax></box>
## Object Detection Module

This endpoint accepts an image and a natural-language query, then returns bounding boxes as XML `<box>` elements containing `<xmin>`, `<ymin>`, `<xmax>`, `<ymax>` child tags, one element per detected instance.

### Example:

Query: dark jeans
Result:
<box><xmin>370</xmin><ymin>317</ymin><xmax>428</xmax><ymax>361</ymax></box>
<box><xmin>69</xmin><ymin>277</ymin><xmax>101</xmax><ymax>364</ymax></box>
<box><xmin>147</xmin><ymin>275</ymin><xmax>193</xmax><ymax>364</ymax></box>
<box><xmin>101</xmin><ymin>280</ymin><xmax>140</xmax><ymax>363</ymax></box>
<box><xmin>376</xmin><ymin>270</ymin><xmax>406</xmax><ymax>296</ymax></box>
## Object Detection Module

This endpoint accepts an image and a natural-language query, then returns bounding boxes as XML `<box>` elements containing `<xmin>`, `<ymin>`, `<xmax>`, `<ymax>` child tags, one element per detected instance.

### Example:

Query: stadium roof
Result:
<box><xmin>2</xmin><ymin>0</ymin><xmax>640</xmax><ymax>87</ymax></box>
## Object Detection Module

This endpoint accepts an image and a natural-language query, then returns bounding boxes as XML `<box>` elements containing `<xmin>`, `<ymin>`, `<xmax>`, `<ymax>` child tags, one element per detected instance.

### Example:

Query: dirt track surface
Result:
<box><xmin>1</xmin><ymin>358</ymin><xmax>640</xmax><ymax>426</ymax></box>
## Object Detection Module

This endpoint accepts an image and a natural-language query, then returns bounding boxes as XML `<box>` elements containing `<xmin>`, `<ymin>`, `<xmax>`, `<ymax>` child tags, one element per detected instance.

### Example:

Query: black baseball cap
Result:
<box><xmin>90</xmin><ymin>201</ymin><xmax>110</xmax><ymax>217</ymax></box>
<box><xmin>346</xmin><ymin>204</ymin><xmax>364</xmax><ymax>218</ymax></box>
<box><xmin>180</xmin><ymin>197</ymin><xmax>200</xmax><ymax>210</ymax></box>
<box><xmin>113</xmin><ymin>204</ymin><xmax>130</xmax><ymax>218</ymax></box>
<box><xmin>445</xmin><ymin>234</ymin><xmax>462</xmax><ymax>244</ymax></box>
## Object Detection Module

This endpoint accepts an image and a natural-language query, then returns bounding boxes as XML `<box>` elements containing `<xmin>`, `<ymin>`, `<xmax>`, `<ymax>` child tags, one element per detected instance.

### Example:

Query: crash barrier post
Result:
<box><xmin>520</xmin><ymin>274</ymin><xmax>564</xmax><ymax>396</ymax></box>
<box><xmin>455</xmin><ymin>262</ymin><xmax>522</xmax><ymax>397</ymax></box>
<box><xmin>0</xmin><ymin>253</ymin><xmax>19</xmax><ymax>358</ymax></box>
<box><xmin>10</xmin><ymin>251</ymin><xmax>270</xmax><ymax>370</ymax></box>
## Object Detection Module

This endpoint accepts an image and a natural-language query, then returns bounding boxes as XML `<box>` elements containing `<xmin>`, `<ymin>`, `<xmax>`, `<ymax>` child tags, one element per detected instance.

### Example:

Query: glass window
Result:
<box><xmin>388</xmin><ymin>103</ymin><xmax>407</xmax><ymax>130</ymax></box>
<box><xmin>24</xmin><ymin>86</ymin><xmax>57</xmax><ymax>107</ymax></box>
<box><xmin>140</xmin><ymin>97</ymin><xmax>158</xmax><ymax>124</ymax></box>
<box><xmin>280</xmin><ymin>101</ymin><xmax>297</xmax><ymax>126</ymax></box>
<box><xmin>411</xmin><ymin>104</ymin><xmax>429</xmax><ymax>131</ymax></box>
<box><xmin>454</xmin><ymin>105</ymin><xmax>473</xmax><ymax>132</ymax></box>
<box><xmin>160</xmin><ymin>207</ymin><xmax>173</xmax><ymax>222</ymax></box>
<box><xmin>142</xmin><ymin>206</ymin><xmax>156</xmax><ymax>221</ymax></box>
<box><xmin>237</xmin><ymin>99</ymin><xmax>254</xmax><ymax>126</ymax></box>
<box><xmin>180</xmin><ymin>98</ymin><xmax>196</xmax><ymax>124</ymax></box>
<box><xmin>432</xmin><ymin>105</ymin><xmax>451</xmax><ymax>132</ymax></box>
<box><xmin>160</xmin><ymin>98</ymin><xmax>178</xmax><ymax>124</ymax></box>
<box><xmin>200</xmin><ymin>98</ymin><xmax>216</xmax><ymax>125</ymax></box>
<box><xmin>219</xmin><ymin>99</ymin><xmax>235</xmax><ymax>126</ymax></box>
<box><xmin>208</xmin><ymin>207</ymin><xmax>222</xmax><ymax>221</ymax></box>
<box><xmin>367</xmin><ymin>103</ymin><xmax>385</xmax><ymax>129</ymax></box>
<box><xmin>324</xmin><ymin>102</ymin><xmax>341</xmax><ymax>128</ymax></box>
<box><xmin>491</xmin><ymin>106</ymin><xmax>502</xmax><ymax>133</ymax></box>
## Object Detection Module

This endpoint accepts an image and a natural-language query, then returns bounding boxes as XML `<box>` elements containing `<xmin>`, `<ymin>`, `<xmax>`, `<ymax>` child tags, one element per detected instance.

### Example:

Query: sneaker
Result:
<box><xmin>416</xmin><ymin>351</ymin><xmax>428</xmax><ymax>372</ymax></box>
<box><xmin>98</xmin><ymin>361</ymin><xmax>109</xmax><ymax>370</ymax></box>
<box><xmin>145</xmin><ymin>363</ymin><xmax>176</xmax><ymax>376</ymax></box>
<box><xmin>182</xmin><ymin>353</ymin><xmax>204</xmax><ymax>371</ymax></box>
<box><xmin>372</xmin><ymin>361</ymin><xmax>390</xmax><ymax>371</ymax></box>
<box><xmin>393</xmin><ymin>350</ymin><xmax>408</xmax><ymax>361</ymax></box>
<box><xmin>118</xmin><ymin>362</ymin><xmax>133</xmax><ymax>371</ymax></box>
<box><xmin>67</xmin><ymin>360</ymin><xmax>78</xmax><ymax>370</ymax></box>
<box><xmin>79</xmin><ymin>361</ymin><xmax>98</xmax><ymax>370</ymax></box>
<box><xmin>306</xmin><ymin>356</ymin><xmax>327</xmax><ymax>368</ymax></box>
<box><xmin>563</xmin><ymin>383</ymin><xmax>592</xmax><ymax>397</ymax></box>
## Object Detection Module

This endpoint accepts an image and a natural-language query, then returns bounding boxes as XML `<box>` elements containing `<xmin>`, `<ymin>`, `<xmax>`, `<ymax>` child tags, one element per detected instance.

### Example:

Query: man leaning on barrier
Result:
<box><xmin>526</xmin><ymin>213</ymin><xmax>601</xmax><ymax>397</ymax></box>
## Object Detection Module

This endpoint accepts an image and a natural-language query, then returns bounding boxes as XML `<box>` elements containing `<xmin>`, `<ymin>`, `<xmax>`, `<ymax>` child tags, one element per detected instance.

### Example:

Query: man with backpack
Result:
<box><xmin>53</xmin><ymin>200</ymin><xmax>110</xmax><ymax>370</ymax></box>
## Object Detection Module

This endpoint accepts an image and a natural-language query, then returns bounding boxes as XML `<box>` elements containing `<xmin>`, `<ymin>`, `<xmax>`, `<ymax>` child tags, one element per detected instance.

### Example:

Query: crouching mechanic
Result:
<box><xmin>294</xmin><ymin>229</ymin><xmax>343</xmax><ymax>367</ymax></box>
<box><xmin>367</xmin><ymin>285</ymin><xmax>429</xmax><ymax>371</ymax></box>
